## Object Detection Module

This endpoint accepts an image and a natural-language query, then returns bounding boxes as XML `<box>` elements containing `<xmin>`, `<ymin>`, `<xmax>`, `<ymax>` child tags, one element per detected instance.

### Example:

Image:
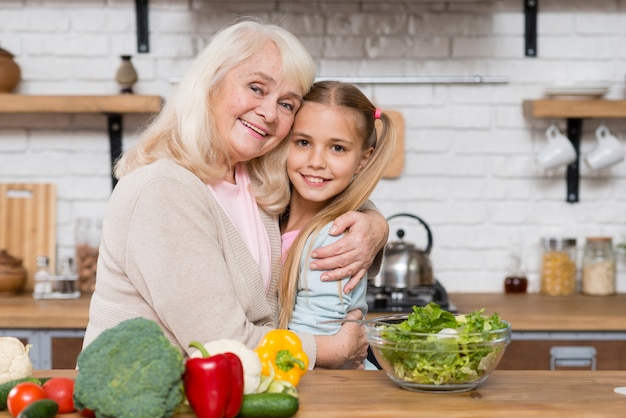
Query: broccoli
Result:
<box><xmin>73</xmin><ymin>317</ymin><xmax>185</xmax><ymax>418</ymax></box>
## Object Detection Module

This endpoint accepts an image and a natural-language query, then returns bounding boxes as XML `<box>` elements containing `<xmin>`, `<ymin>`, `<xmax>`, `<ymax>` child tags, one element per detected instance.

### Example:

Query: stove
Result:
<box><xmin>366</xmin><ymin>280</ymin><xmax>457</xmax><ymax>313</ymax></box>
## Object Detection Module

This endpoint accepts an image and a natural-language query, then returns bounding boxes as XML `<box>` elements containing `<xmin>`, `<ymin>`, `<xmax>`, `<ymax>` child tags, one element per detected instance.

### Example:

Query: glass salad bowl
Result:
<box><xmin>366</xmin><ymin>304</ymin><xmax>512</xmax><ymax>393</ymax></box>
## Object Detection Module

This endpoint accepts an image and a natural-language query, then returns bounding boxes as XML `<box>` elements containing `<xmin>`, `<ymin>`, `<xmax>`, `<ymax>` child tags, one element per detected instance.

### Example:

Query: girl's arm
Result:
<box><xmin>309</xmin><ymin>206</ymin><xmax>388</xmax><ymax>293</ymax></box>
<box><xmin>289</xmin><ymin>225</ymin><xmax>369</xmax><ymax>369</ymax></box>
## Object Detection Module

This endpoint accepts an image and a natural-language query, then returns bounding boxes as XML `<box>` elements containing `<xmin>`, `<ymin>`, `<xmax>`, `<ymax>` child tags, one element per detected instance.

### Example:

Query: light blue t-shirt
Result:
<box><xmin>284</xmin><ymin>222</ymin><xmax>376</xmax><ymax>370</ymax></box>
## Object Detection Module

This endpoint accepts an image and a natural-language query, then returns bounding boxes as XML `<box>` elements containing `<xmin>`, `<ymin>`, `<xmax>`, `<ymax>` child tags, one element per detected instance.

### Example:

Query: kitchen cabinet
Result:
<box><xmin>523</xmin><ymin>99</ymin><xmax>626</xmax><ymax>202</ymax></box>
<box><xmin>0</xmin><ymin>94</ymin><xmax>163</xmax><ymax>188</ymax></box>
<box><xmin>500</xmin><ymin>338</ymin><xmax>626</xmax><ymax>370</ymax></box>
<box><xmin>0</xmin><ymin>294</ymin><xmax>90</xmax><ymax>369</ymax></box>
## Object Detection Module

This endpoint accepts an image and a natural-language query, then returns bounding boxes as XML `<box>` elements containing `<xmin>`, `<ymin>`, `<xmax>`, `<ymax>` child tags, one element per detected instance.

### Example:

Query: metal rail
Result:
<box><xmin>314</xmin><ymin>75</ymin><xmax>509</xmax><ymax>84</ymax></box>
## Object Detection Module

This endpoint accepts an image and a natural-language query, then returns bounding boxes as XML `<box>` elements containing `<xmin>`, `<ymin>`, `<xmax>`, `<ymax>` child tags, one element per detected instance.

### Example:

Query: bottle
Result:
<box><xmin>504</xmin><ymin>251</ymin><xmax>528</xmax><ymax>294</ymax></box>
<box><xmin>58</xmin><ymin>256</ymin><xmax>76</xmax><ymax>294</ymax></box>
<box><xmin>540</xmin><ymin>238</ymin><xmax>577</xmax><ymax>296</ymax></box>
<box><xmin>32</xmin><ymin>255</ymin><xmax>51</xmax><ymax>299</ymax></box>
<box><xmin>582</xmin><ymin>237</ymin><xmax>616</xmax><ymax>296</ymax></box>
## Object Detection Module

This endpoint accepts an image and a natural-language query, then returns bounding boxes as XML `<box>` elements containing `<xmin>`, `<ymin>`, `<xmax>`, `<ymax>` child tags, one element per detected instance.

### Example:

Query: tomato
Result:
<box><xmin>79</xmin><ymin>408</ymin><xmax>96</xmax><ymax>417</ymax></box>
<box><xmin>7</xmin><ymin>381</ymin><xmax>47</xmax><ymax>417</ymax></box>
<box><xmin>43</xmin><ymin>377</ymin><xmax>76</xmax><ymax>413</ymax></box>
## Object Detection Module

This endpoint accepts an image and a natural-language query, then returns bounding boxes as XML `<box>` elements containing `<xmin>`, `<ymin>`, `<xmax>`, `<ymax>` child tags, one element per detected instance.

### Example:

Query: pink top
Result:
<box><xmin>208</xmin><ymin>164</ymin><xmax>272</xmax><ymax>291</ymax></box>
<box><xmin>281</xmin><ymin>229</ymin><xmax>300</xmax><ymax>264</ymax></box>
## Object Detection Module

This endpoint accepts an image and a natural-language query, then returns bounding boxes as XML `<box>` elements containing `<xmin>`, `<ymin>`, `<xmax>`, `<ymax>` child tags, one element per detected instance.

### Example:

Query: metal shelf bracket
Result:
<box><xmin>525</xmin><ymin>0</ymin><xmax>538</xmax><ymax>57</ymax></box>
<box><xmin>565</xmin><ymin>118</ymin><xmax>582</xmax><ymax>203</ymax></box>
<box><xmin>135</xmin><ymin>0</ymin><xmax>149</xmax><ymax>53</ymax></box>
<box><xmin>107</xmin><ymin>114</ymin><xmax>123</xmax><ymax>190</ymax></box>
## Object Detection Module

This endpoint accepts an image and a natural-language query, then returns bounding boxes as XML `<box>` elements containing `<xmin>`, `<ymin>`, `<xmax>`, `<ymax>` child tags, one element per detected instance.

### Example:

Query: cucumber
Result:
<box><xmin>237</xmin><ymin>393</ymin><xmax>299</xmax><ymax>417</ymax></box>
<box><xmin>0</xmin><ymin>377</ymin><xmax>42</xmax><ymax>410</ymax></box>
<box><xmin>17</xmin><ymin>399</ymin><xmax>58</xmax><ymax>418</ymax></box>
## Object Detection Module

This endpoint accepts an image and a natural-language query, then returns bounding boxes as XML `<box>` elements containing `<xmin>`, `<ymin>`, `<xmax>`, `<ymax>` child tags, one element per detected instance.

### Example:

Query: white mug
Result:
<box><xmin>585</xmin><ymin>125</ymin><xmax>625</xmax><ymax>170</ymax></box>
<box><xmin>537</xmin><ymin>125</ymin><xmax>577</xmax><ymax>169</ymax></box>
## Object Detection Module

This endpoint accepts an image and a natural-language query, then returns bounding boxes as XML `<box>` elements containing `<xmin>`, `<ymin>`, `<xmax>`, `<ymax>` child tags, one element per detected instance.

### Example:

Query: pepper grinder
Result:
<box><xmin>115</xmin><ymin>55</ymin><xmax>138</xmax><ymax>94</ymax></box>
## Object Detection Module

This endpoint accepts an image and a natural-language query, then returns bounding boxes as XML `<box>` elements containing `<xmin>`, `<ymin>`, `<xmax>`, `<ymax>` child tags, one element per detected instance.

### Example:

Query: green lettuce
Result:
<box><xmin>377</xmin><ymin>302</ymin><xmax>509</xmax><ymax>386</ymax></box>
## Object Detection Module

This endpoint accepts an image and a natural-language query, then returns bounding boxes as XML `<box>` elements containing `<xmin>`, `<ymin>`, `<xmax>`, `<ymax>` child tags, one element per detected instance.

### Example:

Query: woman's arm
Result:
<box><xmin>309</xmin><ymin>207</ymin><xmax>388</xmax><ymax>293</ymax></box>
<box><xmin>313</xmin><ymin>309</ymin><xmax>368</xmax><ymax>369</ymax></box>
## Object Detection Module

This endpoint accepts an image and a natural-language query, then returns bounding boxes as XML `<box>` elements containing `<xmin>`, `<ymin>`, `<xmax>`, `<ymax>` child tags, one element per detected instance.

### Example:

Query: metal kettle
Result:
<box><xmin>375</xmin><ymin>213</ymin><xmax>434</xmax><ymax>291</ymax></box>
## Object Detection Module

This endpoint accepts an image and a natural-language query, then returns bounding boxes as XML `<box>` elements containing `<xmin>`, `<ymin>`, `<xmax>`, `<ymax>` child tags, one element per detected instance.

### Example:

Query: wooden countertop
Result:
<box><xmin>369</xmin><ymin>292</ymin><xmax>626</xmax><ymax>332</ymax></box>
<box><xmin>448</xmin><ymin>293</ymin><xmax>626</xmax><ymax>332</ymax></box>
<box><xmin>2</xmin><ymin>369</ymin><xmax>625</xmax><ymax>417</ymax></box>
<box><xmin>0</xmin><ymin>293</ymin><xmax>91</xmax><ymax>329</ymax></box>
<box><xmin>2</xmin><ymin>292</ymin><xmax>626</xmax><ymax>332</ymax></box>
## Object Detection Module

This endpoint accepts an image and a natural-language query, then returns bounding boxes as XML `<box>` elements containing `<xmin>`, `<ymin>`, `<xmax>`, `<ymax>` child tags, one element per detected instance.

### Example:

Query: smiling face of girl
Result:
<box><xmin>286</xmin><ymin>101</ymin><xmax>373</xmax><ymax>215</ymax></box>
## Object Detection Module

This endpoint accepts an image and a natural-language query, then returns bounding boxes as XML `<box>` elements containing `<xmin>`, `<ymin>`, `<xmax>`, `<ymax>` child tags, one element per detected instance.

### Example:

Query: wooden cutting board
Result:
<box><xmin>0</xmin><ymin>183</ymin><xmax>56</xmax><ymax>292</ymax></box>
<box><xmin>380</xmin><ymin>110</ymin><xmax>405</xmax><ymax>178</ymax></box>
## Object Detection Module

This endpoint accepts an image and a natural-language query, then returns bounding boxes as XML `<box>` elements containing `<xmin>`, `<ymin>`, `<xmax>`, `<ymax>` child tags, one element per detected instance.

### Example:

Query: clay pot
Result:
<box><xmin>0</xmin><ymin>46</ymin><xmax>21</xmax><ymax>93</ymax></box>
<box><xmin>0</xmin><ymin>249</ymin><xmax>27</xmax><ymax>296</ymax></box>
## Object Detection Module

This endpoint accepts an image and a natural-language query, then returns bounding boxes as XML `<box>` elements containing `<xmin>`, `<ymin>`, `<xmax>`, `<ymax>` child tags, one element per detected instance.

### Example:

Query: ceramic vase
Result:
<box><xmin>115</xmin><ymin>55</ymin><xmax>138</xmax><ymax>94</ymax></box>
<box><xmin>0</xmin><ymin>46</ymin><xmax>21</xmax><ymax>93</ymax></box>
<box><xmin>0</xmin><ymin>249</ymin><xmax>27</xmax><ymax>295</ymax></box>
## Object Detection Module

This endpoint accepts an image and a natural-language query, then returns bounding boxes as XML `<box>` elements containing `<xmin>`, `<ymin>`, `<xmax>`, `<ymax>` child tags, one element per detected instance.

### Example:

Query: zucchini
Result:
<box><xmin>17</xmin><ymin>399</ymin><xmax>58</xmax><ymax>418</ymax></box>
<box><xmin>237</xmin><ymin>393</ymin><xmax>299</xmax><ymax>417</ymax></box>
<box><xmin>0</xmin><ymin>377</ymin><xmax>42</xmax><ymax>410</ymax></box>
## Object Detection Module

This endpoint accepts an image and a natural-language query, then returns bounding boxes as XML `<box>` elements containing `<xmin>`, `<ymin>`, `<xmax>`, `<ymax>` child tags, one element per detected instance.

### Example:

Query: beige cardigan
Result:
<box><xmin>82</xmin><ymin>159</ymin><xmax>317</xmax><ymax>363</ymax></box>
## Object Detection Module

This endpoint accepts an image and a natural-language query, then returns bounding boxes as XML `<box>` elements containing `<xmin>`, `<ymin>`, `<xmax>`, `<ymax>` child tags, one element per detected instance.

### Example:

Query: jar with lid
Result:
<box><xmin>75</xmin><ymin>218</ymin><xmax>101</xmax><ymax>294</ymax></box>
<box><xmin>540</xmin><ymin>238</ymin><xmax>577</xmax><ymax>296</ymax></box>
<box><xmin>582</xmin><ymin>237</ymin><xmax>616</xmax><ymax>296</ymax></box>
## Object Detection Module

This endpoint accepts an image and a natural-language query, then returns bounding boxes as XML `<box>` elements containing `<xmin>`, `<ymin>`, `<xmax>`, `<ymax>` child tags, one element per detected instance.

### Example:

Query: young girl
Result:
<box><xmin>278</xmin><ymin>80</ymin><xmax>396</xmax><ymax>368</ymax></box>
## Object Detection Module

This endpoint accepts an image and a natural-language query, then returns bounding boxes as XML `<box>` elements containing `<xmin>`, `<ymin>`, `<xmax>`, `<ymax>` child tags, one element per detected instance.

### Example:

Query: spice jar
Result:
<box><xmin>540</xmin><ymin>238</ymin><xmax>577</xmax><ymax>296</ymax></box>
<box><xmin>582</xmin><ymin>237</ymin><xmax>616</xmax><ymax>296</ymax></box>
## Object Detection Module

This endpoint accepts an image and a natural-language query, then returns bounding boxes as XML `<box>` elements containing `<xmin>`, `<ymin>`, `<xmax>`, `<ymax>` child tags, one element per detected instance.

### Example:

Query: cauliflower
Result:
<box><xmin>190</xmin><ymin>339</ymin><xmax>262</xmax><ymax>394</ymax></box>
<box><xmin>0</xmin><ymin>337</ymin><xmax>33</xmax><ymax>385</ymax></box>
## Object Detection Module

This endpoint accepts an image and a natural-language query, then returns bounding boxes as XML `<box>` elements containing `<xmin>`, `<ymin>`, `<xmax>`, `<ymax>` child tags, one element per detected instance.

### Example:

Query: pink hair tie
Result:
<box><xmin>374</xmin><ymin>108</ymin><xmax>382</xmax><ymax>120</ymax></box>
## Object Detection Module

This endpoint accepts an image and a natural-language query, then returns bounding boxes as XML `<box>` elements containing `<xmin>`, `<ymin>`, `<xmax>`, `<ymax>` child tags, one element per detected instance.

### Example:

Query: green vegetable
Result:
<box><xmin>237</xmin><ymin>393</ymin><xmax>299</xmax><ymax>417</ymax></box>
<box><xmin>16</xmin><ymin>399</ymin><xmax>58</xmax><ymax>418</ymax></box>
<box><xmin>377</xmin><ymin>302</ymin><xmax>510</xmax><ymax>386</ymax></box>
<box><xmin>0</xmin><ymin>377</ymin><xmax>42</xmax><ymax>410</ymax></box>
<box><xmin>73</xmin><ymin>317</ymin><xmax>185</xmax><ymax>418</ymax></box>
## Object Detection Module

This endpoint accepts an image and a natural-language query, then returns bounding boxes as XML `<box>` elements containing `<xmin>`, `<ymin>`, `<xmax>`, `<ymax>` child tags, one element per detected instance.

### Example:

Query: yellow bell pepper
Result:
<box><xmin>255</xmin><ymin>329</ymin><xmax>308</xmax><ymax>386</ymax></box>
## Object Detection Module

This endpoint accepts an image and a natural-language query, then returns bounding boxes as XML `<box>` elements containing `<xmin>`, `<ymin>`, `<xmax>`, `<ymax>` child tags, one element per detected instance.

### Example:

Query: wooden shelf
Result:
<box><xmin>523</xmin><ymin>99</ymin><xmax>626</xmax><ymax>119</ymax></box>
<box><xmin>0</xmin><ymin>94</ymin><xmax>163</xmax><ymax>189</ymax></box>
<box><xmin>0</xmin><ymin>94</ymin><xmax>163</xmax><ymax>114</ymax></box>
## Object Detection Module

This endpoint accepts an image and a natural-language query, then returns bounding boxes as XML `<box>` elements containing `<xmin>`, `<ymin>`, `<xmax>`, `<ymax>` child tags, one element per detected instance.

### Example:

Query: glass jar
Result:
<box><xmin>582</xmin><ymin>237</ymin><xmax>616</xmax><ymax>296</ymax></box>
<box><xmin>540</xmin><ymin>238</ymin><xmax>577</xmax><ymax>296</ymax></box>
<box><xmin>75</xmin><ymin>218</ymin><xmax>101</xmax><ymax>294</ymax></box>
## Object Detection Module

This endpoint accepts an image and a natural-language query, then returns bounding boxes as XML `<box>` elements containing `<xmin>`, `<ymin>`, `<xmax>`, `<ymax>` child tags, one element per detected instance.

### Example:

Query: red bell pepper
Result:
<box><xmin>184</xmin><ymin>341</ymin><xmax>244</xmax><ymax>418</ymax></box>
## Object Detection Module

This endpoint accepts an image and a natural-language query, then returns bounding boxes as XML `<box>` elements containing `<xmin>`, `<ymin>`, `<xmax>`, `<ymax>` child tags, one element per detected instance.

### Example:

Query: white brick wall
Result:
<box><xmin>1</xmin><ymin>0</ymin><xmax>625</xmax><ymax>293</ymax></box>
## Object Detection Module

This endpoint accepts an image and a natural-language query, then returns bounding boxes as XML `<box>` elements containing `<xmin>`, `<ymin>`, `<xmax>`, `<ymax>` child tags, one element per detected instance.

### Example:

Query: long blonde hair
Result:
<box><xmin>114</xmin><ymin>19</ymin><xmax>316</xmax><ymax>214</ymax></box>
<box><xmin>277</xmin><ymin>81</ymin><xmax>397</xmax><ymax>329</ymax></box>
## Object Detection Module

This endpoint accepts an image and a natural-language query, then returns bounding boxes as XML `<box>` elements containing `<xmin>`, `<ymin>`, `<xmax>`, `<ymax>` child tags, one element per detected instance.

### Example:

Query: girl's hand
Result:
<box><xmin>310</xmin><ymin>209</ymin><xmax>388</xmax><ymax>293</ymax></box>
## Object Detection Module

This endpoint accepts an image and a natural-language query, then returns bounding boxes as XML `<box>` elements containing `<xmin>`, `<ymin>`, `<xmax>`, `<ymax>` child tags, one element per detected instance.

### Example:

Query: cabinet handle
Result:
<box><xmin>550</xmin><ymin>346</ymin><xmax>597</xmax><ymax>370</ymax></box>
